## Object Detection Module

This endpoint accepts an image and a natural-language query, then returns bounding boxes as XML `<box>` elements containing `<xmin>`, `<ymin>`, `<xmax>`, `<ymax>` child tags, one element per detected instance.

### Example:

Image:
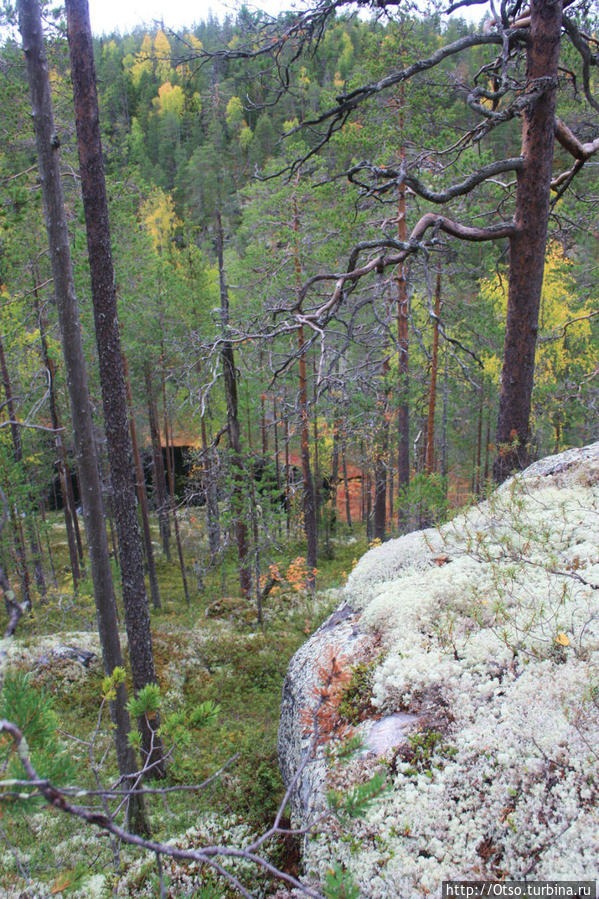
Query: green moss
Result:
<box><xmin>338</xmin><ymin>657</ymin><xmax>380</xmax><ymax>724</ymax></box>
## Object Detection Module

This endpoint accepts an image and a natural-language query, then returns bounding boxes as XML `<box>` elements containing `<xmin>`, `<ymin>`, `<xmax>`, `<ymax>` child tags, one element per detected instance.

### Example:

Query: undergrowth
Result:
<box><xmin>0</xmin><ymin>511</ymin><xmax>367</xmax><ymax>895</ymax></box>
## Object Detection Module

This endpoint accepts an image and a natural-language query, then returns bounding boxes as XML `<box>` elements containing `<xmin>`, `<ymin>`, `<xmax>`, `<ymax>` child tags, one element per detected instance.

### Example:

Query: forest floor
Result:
<box><xmin>0</xmin><ymin>511</ymin><xmax>368</xmax><ymax>897</ymax></box>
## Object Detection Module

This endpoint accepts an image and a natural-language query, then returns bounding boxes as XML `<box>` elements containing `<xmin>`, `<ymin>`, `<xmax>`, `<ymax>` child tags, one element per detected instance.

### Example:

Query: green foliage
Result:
<box><xmin>400</xmin><ymin>729</ymin><xmax>457</xmax><ymax>778</ymax></box>
<box><xmin>338</xmin><ymin>658</ymin><xmax>379</xmax><ymax>724</ymax></box>
<box><xmin>323</xmin><ymin>863</ymin><xmax>361</xmax><ymax>899</ymax></box>
<box><xmin>126</xmin><ymin>682</ymin><xmax>161</xmax><ymax>719</ymax></box>
<box><xmin>328</xmin><ymin>769</ymin><xmax>388</xmax><ymax>822</ymax></box>
<box><xmin>0</xmin><ymin>672</ymin><xmax>75</xmax><ymax>801</ymax></box>
<box><xmin>396</xmin><ymin>473</ymin><xmax>449</xmax><ymax>529</ymax></box>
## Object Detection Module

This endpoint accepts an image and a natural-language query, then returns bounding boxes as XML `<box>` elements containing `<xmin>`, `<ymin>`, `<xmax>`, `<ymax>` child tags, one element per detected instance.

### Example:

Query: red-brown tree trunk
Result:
<box><xmin>494</xmin><ymin>0</ymin><xmax>562</xmax><ymax>482</ymax></box>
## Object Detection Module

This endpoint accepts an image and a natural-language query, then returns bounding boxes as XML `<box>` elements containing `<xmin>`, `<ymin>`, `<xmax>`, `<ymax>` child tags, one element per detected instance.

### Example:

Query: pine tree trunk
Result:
<box><xmin>123</xmin><ymin>355</ymin><xmax>161</xmax><ymax>610</ymax></box>
<box><xmin>35</xmin><ymin>290</ymin><xmax>81</xmax><ymax>586</ymax></box>
<box><xmin>293</xmin><ymin>197</ymin><xmax>317</xmax><ymax>582</ymax></box>
<box><xmin>65</xmin><ymin>0</ymin><xmax>165</xmax><ymax>779</ymax></box>
<box><xmin>215</xmin><ymin>209</ymin><xmax>251</xmax><ymax>597</ymax></box>
<box><xmin>0</xmin><ymin>334</ymin><xmax>46</xmax><ymax>599</ymax></box>
<box><xmin>341</xmin><ymin>432</ymin><xmax>352</xmax><ymax>529</ymax></box>
<box><xmin>144</xmin><ymin>363</ymin><xmax>171</xmax><ymax>560</ymax></box>
<box><xmin>161</xmin><ymin>384</ymin><xmax>190</xmax><ymax>606</ymax></box>
<box><xmin>494</xmin><ymin>0</ymin><xmax>562</xmax><ymax>482</ymax></box>
<box><xmin>201</xmin><ymin>416</ymin><xmax>221</xmax><ymax>559</ymax></box>
<box><xmin>396</xmin><ymin>88</ymin><xmax>410</xmax><ymax>531</ymax></box>
<box><xmin>425</xmin><ymin>272</ymin><xmax>441</xmax><ymax>476</ymax></box>
<box><xmin>18</xmin><ymin>0</ymin><xmax>149</xmax><ymax>831</ymax></box>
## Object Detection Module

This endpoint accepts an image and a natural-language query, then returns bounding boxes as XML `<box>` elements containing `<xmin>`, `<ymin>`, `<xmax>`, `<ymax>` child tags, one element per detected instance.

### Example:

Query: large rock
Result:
<box><xmin>278</xmin><ymin>444</ymin><xmax>599</xmax><ymax>896</ymax></box>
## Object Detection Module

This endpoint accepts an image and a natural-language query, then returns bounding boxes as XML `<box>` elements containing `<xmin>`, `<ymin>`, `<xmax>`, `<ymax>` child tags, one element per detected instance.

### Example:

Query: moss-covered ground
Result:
<box><xmin>0</xmin><ymin>511</ymin><xmax>367</xmax><ymax>897</ymax></box>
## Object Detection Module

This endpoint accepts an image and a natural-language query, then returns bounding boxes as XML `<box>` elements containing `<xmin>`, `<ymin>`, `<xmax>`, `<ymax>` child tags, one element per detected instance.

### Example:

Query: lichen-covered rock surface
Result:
<box><xmin>279</xmin><ymin>443</ymin><xmax>599</xmax><ymax>896</ymax></box>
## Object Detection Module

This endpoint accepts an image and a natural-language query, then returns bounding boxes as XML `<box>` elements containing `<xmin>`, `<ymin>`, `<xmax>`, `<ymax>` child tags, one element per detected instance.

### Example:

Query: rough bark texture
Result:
<box><xmin>17</xmin><ymin>0</ymin><xmax>147</xmax><ymax>830</ymax></box>
<box><xmin>494</xmin><ymin>0</ymin><xmax>563</xmax><ymax>482</ymax></box>
<box><xmin>64</xmin><ymin>0</ymin><xmax>164</xmax><ymax>778</ymax></box>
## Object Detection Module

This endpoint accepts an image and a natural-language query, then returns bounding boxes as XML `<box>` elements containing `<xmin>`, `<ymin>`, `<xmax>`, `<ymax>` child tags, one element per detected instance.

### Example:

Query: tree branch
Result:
<box><xmin>299</xmin><ymin>213</ymin><xmax>517</xmax><ymax>323</ymax></box>
<box><xmin>346</xmin><ymin>156</ymin><xmax>523</xmax><ymax>204</ymax></box>
<box><xmin>554</xmin><ymin>117</ymin><xmax>599</xmax><ymax>161</ymax></box>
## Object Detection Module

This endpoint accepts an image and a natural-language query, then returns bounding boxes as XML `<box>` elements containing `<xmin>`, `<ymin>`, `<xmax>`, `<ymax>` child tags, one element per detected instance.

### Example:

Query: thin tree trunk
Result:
<box><xmin>161</xmin><ymin>377</ymin><xmax>190</xmax><ymax>606</ymax></box>
<box><xmin>373</xmin><ymin>423</ymin><xmax>388</xmax><ymax>542</ymax></box>
<box><xmin>123</xmin><ymin>355</ymin><xmax>161</xmax><ymax>610</ymax></box>
<box><xmin>273</xmin><ymin>396</ymin><xmax>282</xmax><ymax>538</ymax></box>
<box><xmin>494</xmin><ymin>0</ymin><xmax>562</xmax><ymax>482</ymax></box>
<box><xmin>260</xmin><ymin>351</ymin><xmax>268</xmax><ymax>457</ymax></box>
<box><xmin>312</xmin><ymin>354</ymin><xmax>320</xmax><ymax>525</ymax></box>
<box><xmin>474</xmin><ymin>382</ymin><xmax>484</xmax><ymax>498</ymax></box>
<box><xmin>18</xmin><ymin>0</ymin><xmax>148</xmax><ymax>832</ymax></box>
<box><xmin>425</xmin><ymin>271</ymin><xmax>441</xmax><ymax>475</ymax></box>
<box><xmin>484</xmin><ymin>416</ymin><xmax>491</xmax><ymax>486</ymax></box>
<box><xmin>292</xmin><ymin>196</ymin><xmax>317</xmax><ymax>582</ymax></box>
<box><xmin>366</xmin><ymin>467</ymin><xmax>373</xmax><ymax>543</ymax></box>
<box><xmin>341</xmin><ymin>431</ymin><xmax>352</xmax><ymax>529</ymax></box>
<box><xmin>396</xmin><ymin>86</ymin><xmax>410</xmax><ymax>531</ymax></box>
<box><xmin>200</xmin><ymin>416</ymin><xmax>221</xmax><ymax>559</ymax></box>
<box><xmin>284</xmin><ymin>409</ymin><xmax>291</xmax><ymax>537</ymax></box>
<box><xmin>330</xmin><ymin>421</ymin><xmax>340</xmax><ymax>536</ymax></box>
<box><xmin>441</xmin><ymin>343</ymin><xmax>449</xmax><ymax>481</ymax></box>
<box><xmin>215</xmin><ymin>208</ymin><xmax>251</xmax><ymax>597</ymax></box>
<box><xmin>144</xmin><ymin>363</ymin><xmax>170</xmax><ymax>560</ymax></box>
<box><xmin>35</xmin><ymin>287</ymin><xmax>82</xmax><ymax>587</ymax></box>
<box><xmin>0</xmin><ymin>334</ymin><xmax>46</xmax><ymax>598</ymax></box>
<box><xmin>65</xmin><ymin>0</ymin><xmax>165</xmax><ymax>780</ymax></box>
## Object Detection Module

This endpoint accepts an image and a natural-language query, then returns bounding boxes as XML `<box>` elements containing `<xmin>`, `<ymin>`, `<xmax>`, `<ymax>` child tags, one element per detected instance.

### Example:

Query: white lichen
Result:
<box><xmin>302</xmin><ymin>444</ymin><xmax>599</xmax><ymax>896</ymax></box>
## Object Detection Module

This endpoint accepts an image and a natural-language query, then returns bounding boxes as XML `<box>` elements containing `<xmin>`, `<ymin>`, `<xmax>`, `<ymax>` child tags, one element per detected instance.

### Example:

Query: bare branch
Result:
<box><xmin>298</xmin><ymin>213</ymin><xmax>517</xmax><ymax>324</ymax></box>
<box><xmin>562</xmin><ymin>14</ymin><xmax>599</xmax><ymax>113</ymax></box>
<box><xmin>0</xmin><ymin>719</ymin><xmax>324</xmax><ymax>898</ymax></box>
<box><xmin>347</xmin><ymin>156</ymin><xmax>523</xmax><ymax>203</ymax></box>
<box><xmin>554</xmin><ymin>117</ymin><xmax>599</xmax><ymax>161</ymax></box>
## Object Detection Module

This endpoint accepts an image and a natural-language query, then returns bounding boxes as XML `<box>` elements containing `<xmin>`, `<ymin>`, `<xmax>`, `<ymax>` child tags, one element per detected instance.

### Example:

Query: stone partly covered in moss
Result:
<box><xmin>279</xmin><ymin>443</ymin><xmax>599</xmax><ymax>896</ymax></box>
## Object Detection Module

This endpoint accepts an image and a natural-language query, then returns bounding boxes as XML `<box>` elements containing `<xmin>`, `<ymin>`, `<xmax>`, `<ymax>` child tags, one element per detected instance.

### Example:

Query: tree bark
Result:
<box><xmin>18</xmin><ymin>0</ymin><xmax>149</xmax><ymax>830</ymax></box>
<box><xmin>123</xmin><ymin>355</ymin><xmax>161</xmax><ymax>610</ymax></box>
<box><xmin>35</xmin><ymin>293</ymin><xmax>81</xmax><ymax>588</ymax></box>
<box><xmin>161</xmin><ymin>375</ymin><xmax>190</xmax><ymax>606</ymax></box>
<box><xmin>396</xmin><ymin>86</ymin><xmax>410</xmax><ymax>530</ymax></box>
<box><xmin>0</xmin><ymin>334</ymin><xmax>46</xmax><ymax>599</ymax></box>
<box><xmin>293</xmin><ymin>197</ymin><xmax>317</xmax><ymax>583</ymax></box>
<box><xmin>65</xmin><ymin>0</ymin><xmax>165</xmax><ymax>778</ymax></box>
<box><xmin>425</xmin><ymin>271</ymin><xmax>441</xmax><ymax>475</ymax></box>
<box><xmin>144</xmin><ymin>363</ymin><xmax>171</xmax><ymax>560</ymax></box>
<box><xmin>215</xmin><ymin>209</ymin><xmax>251</xmax><ymax>597</ymax></box>
<box><xmin>201</xmin><ymin>416</ymin><xmax>221</xmax><ymax>559</ymax></box>
<box><xmin>494</xmin><ymin>0</ymin><xmax>562</xmax><ymax>482</ymax></box>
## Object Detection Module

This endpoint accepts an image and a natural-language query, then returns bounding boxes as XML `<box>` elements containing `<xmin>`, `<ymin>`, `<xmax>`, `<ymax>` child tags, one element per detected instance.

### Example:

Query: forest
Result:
<box><xmin>0</xmin><ymin>0</ymin><xmax>598</xmax><ymax>894</ymax></box>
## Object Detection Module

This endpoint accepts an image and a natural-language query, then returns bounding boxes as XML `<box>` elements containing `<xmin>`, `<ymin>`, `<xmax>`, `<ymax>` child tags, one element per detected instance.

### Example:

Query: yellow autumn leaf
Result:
<box><xmin>555</xmin><ymin>633</ymin><xmax>569</xmax><ymax>646</ymax></box>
